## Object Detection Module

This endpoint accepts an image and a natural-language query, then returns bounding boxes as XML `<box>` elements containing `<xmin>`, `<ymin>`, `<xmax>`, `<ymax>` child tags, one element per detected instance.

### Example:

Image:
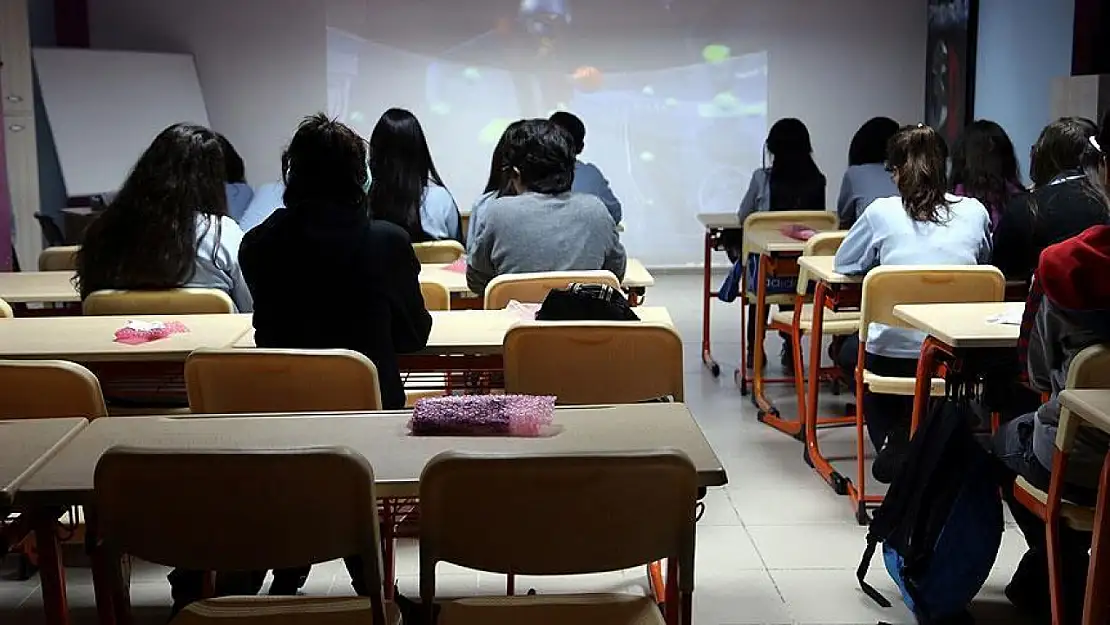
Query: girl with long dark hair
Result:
<box><xmin>466</xmin><ymin>120</ymin><xmax>527</xmax><ymax>254</ymax></box>
<box><xmin>215</xmin><ymin>132</ymin><xmax>254</xmax><ymax>223</ymax></box>
<box><xmin>837</xmin><ymin>116</ymin><xmax>900</xmax><ymax>228</ymax></box>
<box><xmin>367</xmin><ymin>108</ymin><xmax>461</xmax><ymax>242</ymax></box>
<box><xmin>76</xmin><ymin>123</ymin><xmax>253</xmax><ymax>312</ymax></box>
<box><xmin>950</xmin><ymin>119</ymin><xmax>1024</xmax><ymax>230</ymax></box>
<box><xmin>992</xmin><ymin>117</ymin><xmax>1110</xmax><ymax>283</ymax></box>
<box><xmin>834</xmin><ymin>124</ymin><xmax>991</xmax><ymax>483</ymax></box>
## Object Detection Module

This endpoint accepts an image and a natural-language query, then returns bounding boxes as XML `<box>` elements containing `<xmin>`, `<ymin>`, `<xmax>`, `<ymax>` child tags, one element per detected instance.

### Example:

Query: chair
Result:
<box><xmin>0</xmin><ymin>360</ymin><xmax>108</xmax><ymax>419</ymax></box>
<box><xmin>420</xmin><ymin>281</ymin><xmax>451</xmax><ymax>312</ymax></box>
<box><xmin>34</xmin><ymin>213</ymin><xmax>66</xmax><ymax>248</ymax></box>
<box><xmin>484</xmin><ymin>271</ymin><xmax>621</xmax><ymax>310</ymax></box>
<box><xmin>419</xmin><ymin>450</ymin><xmax>697</xmax><ymax>625</ymax></box>
<box><xmin>185</xmin><ymin>349</ymin><xmax>382</xmax><ymax>414</ymax></box>
<box><xmin>413</xmin><ymin>241</ymin><xmax>465</xmax><ymax>264</ymax></box>
<box><xmin>504</xmin><ymin>322</ymin><xmax>684</xmax><ymax>404</ymax></box>
<box><xmin>83</xmin><ymin>288</ymin><xmax>235</xmax><ymax>315</ymax></box>
<box><xmin>38</xmin><ymin>245</ymin><xmax>79</xmax><ymax>272</ymax></box>
<box><xmin>93</xmin><ymin>447</ymin><xmax>394</xmax><ymax>625</ymax></box>
<box><xmin>738</xmin><ymin>211</ymin><xmax>838</xmax><ymax>394</ymax></box>
<box><xmin>850</xmin><ymin>265</ymin><xmax>1005</xmax><ymax>522</ymax></box>
<box><xmin>1014</xmin><ymin>344</ymin><xmax>1110</xmax><ymax>625</ymax></box>
<box><xmin>768</xmin><ymin>232</ymin><xmax>858</xmax><ymax>433</ymax></box>
<box><xmin>0</xmin><ymin>297</ymin><xmax>12</xmax><ymax>318</ymax></box>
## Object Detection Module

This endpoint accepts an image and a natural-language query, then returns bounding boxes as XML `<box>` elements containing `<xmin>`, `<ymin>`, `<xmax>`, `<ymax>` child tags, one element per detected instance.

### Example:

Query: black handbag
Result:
<box><xmin>536</xmin><ymin>283</ymin><xmax>639</xmax><ymax>321</ymax></box>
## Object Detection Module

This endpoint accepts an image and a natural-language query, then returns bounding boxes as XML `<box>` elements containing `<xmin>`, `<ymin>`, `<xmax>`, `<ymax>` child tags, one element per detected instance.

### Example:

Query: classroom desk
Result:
<box><xmin>696</xmin><ymin>213</ymin><xmax>743</xmax><ymax>377</ymax></box>
<box><xmin>893</xmin><ymin>301</ymin><xmax>1021</xmax><ymax>434</ymax></box>
<box><xmin>795</xmin><ymin>256</ymin><xmax>863</xmax><ymax>502</ymax></box>
<box><xmin>16</xmin><ymin>404</ymin><xmax>725</xmax><ymax>625</ymax></box>
<box><xmin>421</xmin><ymin>258</ymin><xmax>655</xmax><ymax>302</ymax></box>
<box><xmin>0</xmin><ymin>314</ymin><xmax>253</xmax><ymax>362</ymax></box>
<box><xmin>0</xmin><ymin>271</ymin><xmax>79</xmax><ymax>304</ymax></box>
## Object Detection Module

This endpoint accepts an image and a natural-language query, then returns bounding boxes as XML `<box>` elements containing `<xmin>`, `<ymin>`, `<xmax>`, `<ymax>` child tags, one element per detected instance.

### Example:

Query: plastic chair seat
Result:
<box><xmin>171</xmin><ymin>596</ymin><xmax>400</xmax><ymax>625</ymax></box>
<box><xmin>438</xmin><ymin>593</ymin><xmax>664</xmax><ymax>625</ymax></box>
<box><xmin>862</xmin><ymin>370</ymin><xmax>946</xmax><ymax>397</ymax></box>
<box><xmin>771</xmin><ymin>305</ymin><xmax>860</xmax><ymax>335</ymax></box>
<box><xmin>1014</xmin><ymin>476</ymin><xmax>1095</xmax><ymax>531</ymax></box>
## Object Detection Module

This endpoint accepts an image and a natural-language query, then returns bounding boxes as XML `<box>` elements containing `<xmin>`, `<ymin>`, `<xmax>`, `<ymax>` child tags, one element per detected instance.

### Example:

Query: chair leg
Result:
<box><xmin>1082</xmin><ymin>453</ymin><xmax>1110</xmax><ymax>625</ymax></box>
<box><xmin>506</xmin><ymin>572</ymin><xmax>515</xmax><ymax>596</ymax></box>
<box><xmin>647</xmin><ymin>561</ymin><xmax>665</xmax><ymax>606</ymax></box>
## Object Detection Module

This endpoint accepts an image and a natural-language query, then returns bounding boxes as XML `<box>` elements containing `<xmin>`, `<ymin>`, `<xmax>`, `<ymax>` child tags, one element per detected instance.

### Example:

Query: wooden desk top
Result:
<box><xmin>1060</xmin><ymin>390</ymin><xmax>1110</xmax><ymax>436</ymax></box>
<box><xmin>14</xmin><ymin>403</ymin><xmax>727</xmax><ymax>505</ymax></box>
<box><xmin>0</xmin><ymin>418</ymin><xmax>87</xmax><ymax>508</ymax></box>
<box><xmin>236</xmin><ymin>307</ymin><xmax>675</xmax><ymax>356</ymax></box>
<box><xmin>421</xmin><ymin>259</ymin><xmax>655</xmax><ymax>295</ymax></box>
<box><xmin>893</xmin><ymin>302</ymin><xmax>1022</xmax><ymax>349</ymax></box>
<box><xmin>0</xmin><ymin>271</ymin><xmax>80</xmax><ymax>304</ymax></box>
<box><xmin>745</xmin><ymin>229</ymin><xmax>810</xmax><ymax>255</ymax></box>
<box><xmin>797</xmin><ymin>256</ymin><xmax>861</xmax><ymax>285</ymax></box>
<box><xmin>697</xmin><ymin>213</ymin><xmax>743</xmax><ymax>229</ymax></box>
<box><xmin>0</xmin><ymin>314</ymin><xmax>253</xmax><ymax>362</ymax></box>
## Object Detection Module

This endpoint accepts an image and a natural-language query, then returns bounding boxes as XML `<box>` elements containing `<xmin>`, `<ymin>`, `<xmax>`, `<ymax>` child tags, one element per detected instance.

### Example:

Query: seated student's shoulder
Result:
<box><xmin>367</xmin><ymin>217</ymin><xmax>415</xmax><ymax>250</ymax></box>
<box><xmin>566</xmin><ymin>191</ymin><xmax>611</xmax><ymax>219</ymax></box>
<box><xmin>948</xmin><ymin>193</ymin><xmax>991</xmax><ymax>222</ymax></box>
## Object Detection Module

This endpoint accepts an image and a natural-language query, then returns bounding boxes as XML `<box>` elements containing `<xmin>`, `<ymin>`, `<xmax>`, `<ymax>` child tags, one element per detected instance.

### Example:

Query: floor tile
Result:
<box><xmin>747</xmin><ymin>523</ymin><xmax>871</xmax><ymax>570</ymax></box>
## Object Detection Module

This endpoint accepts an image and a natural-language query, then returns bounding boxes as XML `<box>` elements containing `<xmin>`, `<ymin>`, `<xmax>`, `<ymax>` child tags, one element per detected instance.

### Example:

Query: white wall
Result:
<box><xmin>89</xmin><ymin>0</ymin><xmax>925</xmax><ymax>216</ymax></box>
<box><xmin>974</xmin><ymin>0</ymin><xmax>1075</xmax><ymax>179</ymax></box>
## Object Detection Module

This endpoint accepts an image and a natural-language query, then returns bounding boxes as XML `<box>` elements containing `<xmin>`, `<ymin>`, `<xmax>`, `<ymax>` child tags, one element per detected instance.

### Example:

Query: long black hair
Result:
<box><xmin>500</xmin><ymin>119</ymin><xmax>576</xmax><ymax>195</ymax></box>
<box><xmin>1029</xmin><ymin>117</ymin><xmax>1109</xmax><ymax>212</ymax></box>
<box><xmin>765</xmin><ymin>118</ymin><xmax>825</xmax><ymax>210</ymax></box>
<box><xmin>76</xmin><ymin>123</ymin><xmax>227</xmax><ymax>298</ymax></box>
<box><xmin>950</xmin><ymin>119</ymin><xmax>1022</xmax><ymax>211</ymax></box>
<box><xmin>282</xmin><ymin>113</ymin><xmax>369</xmax><ymax>212</ymax></box>
<box><xmin>848</xmin><ymin>117</ymin><xmax>899</xmax><ymax>166</ymax></box>
<box><xmin>482</xmin><ymin>120</ymin><xmax>528</xmax><ymax>196</ymax></box>
<box><xmin>887</xmin><ymin>125</ymin><xmax>951</xmax><ymax>224</ymax></box>
<box><xmin>368</xmin><ymin>108</ymin><xmax>448</xmax><ymax>240</ymax></box>
<box><xmin>215</xmin><ymin>133</ymin><xmax>247</xmax><ymax>184</ymax></box>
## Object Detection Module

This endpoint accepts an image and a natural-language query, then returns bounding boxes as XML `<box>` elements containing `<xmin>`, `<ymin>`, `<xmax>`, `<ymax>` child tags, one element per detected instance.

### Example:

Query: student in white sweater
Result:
<box><xmin>75</xmin><ymin>123</ymin><xmax>253</xmax><ymax>313</ymax></box>
<box><xmin>833</xmin><ymin>124</ymin><xmax>991</xmax><ymax>482</ymax></box>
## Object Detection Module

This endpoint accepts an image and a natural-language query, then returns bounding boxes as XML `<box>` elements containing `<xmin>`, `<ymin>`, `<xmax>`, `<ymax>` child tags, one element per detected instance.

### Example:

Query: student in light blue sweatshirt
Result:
<box><xmin>549</xmin><ymin>111</ymin><xmax>623</xmax><ymax>224</ymax></box>
<box><xmin>837</xmin><ymin>117</ymin><xmax>900</xmax><ymax>229</ymax></box>
<box><xmin>368</xmin><ymin>108</ymin><xmax>461</xmax><ymax>242</ymax></box>
<box><xmin>833</xmin><ymin>124</ymin><xmax>991</xmax><ymax>483</ymax></box>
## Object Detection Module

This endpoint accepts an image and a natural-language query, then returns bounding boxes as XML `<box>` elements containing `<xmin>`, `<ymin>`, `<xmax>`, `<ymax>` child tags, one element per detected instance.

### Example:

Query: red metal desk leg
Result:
<box><xmin>1083</xmin><ymin>453</ymin><xmax>1110</xmax><ymax>625</ymax></box>
<box><xmin>701</xmin><ymin>229</ymin><xmax>721</xmax><ymax>376</ymax></box>
<box><xmin>751</xmin><ymin>254</ymin><xmax>771</xmax><ymax>410</ymax></box>
<box><xmin>804</xmin><ymin>281</ymin><xmax>850</xmax><ymax>495</ymax></box>
<box><xmin>34</xmin><ymin>509</ymin><xmax>69</xmax><ymax>625</ymax></box>
<box><xmin>910</xmin><ymin>337</ymin><xmax>952</xmax><ymax>433</ymax></box>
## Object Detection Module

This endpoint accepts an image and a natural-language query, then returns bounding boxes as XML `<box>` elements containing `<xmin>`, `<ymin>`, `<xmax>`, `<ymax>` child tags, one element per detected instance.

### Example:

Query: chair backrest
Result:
<box><xmin>0</xmin><ymin>297</ymin><xmax>12</xmax><ymax>318</ymax></box>
<box><xmin>94</xmin><ymin>447</ymin><xmax>387</xmax><ymax>624</ymax></box>
<box><xmin>38</xmin><ymin>245</ymin><xmax>79</xmax><ymax>272</ymax></box>
<box><xmin>35</xmin><ymin>213</ymin><xmax>67</xmax><ymax>248</ymax></box>
<box><xmin>185</xmin><ymin>348</ymin><xmax>382</xmax><ymax>414</ymax></box>
<box><xmin>83</xmin><ymin>288</ymin><xmax>235</xmax><ymax>315</ymax></box>
<box><xmin>484</xmin><ymin>270</ymin><xmax>621</xmax><ymax>310</ymax></box>
<box><xmin>420</xmin><ymin>281</ymin><xmax>451</xmax><ymax>312</ymax></box>
<box><xmin>1056</xmin><ymin>344</ymin><xmax>1110</xmax><ymax>452</ymax></box>
<box><xmin>859</xmin><ymin>266</ymin><xmax>1006</xmax><ymax>342</ymax></box>
<box><xmin>419</xmin><ymin>450</ymin><xmax>697</xmax><ymax>600</ymax></box>
<box><xmin>740</xmin><ymin>210</ymin><xmax>838</xmax><ymax>261</ymax></box>
<box><xmin>0</xmin><ymin>360</ymin><xmax>108</xmax><ymax>419</ymax></box>
<box><xmin>795</xmin><ymin>231</ymin><xmax>847</xmax><ymax>296</ymax></box>
<box><xmin>504</xmin><ymin>322</ymin><xmax>683</xmax><ymax>403</ymax></box>
<box><xmin>413</xmin><ymin>241</ymin><xmax>465</xmax><ymax>264</ymax></box>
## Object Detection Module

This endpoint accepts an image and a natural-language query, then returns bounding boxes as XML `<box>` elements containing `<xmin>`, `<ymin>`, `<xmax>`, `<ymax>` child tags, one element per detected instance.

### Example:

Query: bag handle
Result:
<box><xmin>857</xmin><ymin>537</ymin><xmax>892</xmax><ymax>608</ymax></box>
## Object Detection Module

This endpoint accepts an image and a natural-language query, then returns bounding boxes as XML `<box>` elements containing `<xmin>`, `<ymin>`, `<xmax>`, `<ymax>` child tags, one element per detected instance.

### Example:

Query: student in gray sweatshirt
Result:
<box><xmin>466</xmin><ymin>119</ymin><xmax>626</xmax><ymax>295</ymax></box>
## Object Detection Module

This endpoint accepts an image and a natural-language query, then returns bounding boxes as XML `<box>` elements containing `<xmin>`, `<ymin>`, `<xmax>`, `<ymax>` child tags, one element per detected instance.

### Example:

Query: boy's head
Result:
<box><xmin>549</xmin><ymin>111</ymin><xmax>586</xmax><ymax>155</ymax></box>
<box><xmin>501</xmin><ymin>119</ymin><xmax>576</xmax><ymax>196</ymax></box>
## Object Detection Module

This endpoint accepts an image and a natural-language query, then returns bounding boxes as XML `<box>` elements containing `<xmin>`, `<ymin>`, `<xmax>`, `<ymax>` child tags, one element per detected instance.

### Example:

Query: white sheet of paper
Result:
<box><xmin>987</xmin><ymin>307</ymin><xmax>1023</xmax><ymax>325</ymax></box>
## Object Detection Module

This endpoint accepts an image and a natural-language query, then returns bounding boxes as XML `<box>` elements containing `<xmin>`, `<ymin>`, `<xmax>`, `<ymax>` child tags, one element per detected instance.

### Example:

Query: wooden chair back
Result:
<box><xmin>0</xmin><ymin>359</ymin><xmax>108</xmax><ymax>419</ymax></box>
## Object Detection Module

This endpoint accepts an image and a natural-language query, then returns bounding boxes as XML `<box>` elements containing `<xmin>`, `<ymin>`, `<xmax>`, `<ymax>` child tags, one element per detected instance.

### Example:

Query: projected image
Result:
<box><xmin>327</xmin><ymin>0</ymin><xmax>768</xmax><ymax>265</ymax></box>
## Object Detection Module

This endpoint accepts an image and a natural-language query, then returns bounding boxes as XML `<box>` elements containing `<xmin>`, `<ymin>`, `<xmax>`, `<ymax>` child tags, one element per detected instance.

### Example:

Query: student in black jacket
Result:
<box><xmin>992</xmin><ymin>117</ymin><xmax>1110</xmax><ymax>284</ymax></box>
<box><xmin>240</xmin><ymin>113</ymin><xmax>432</xmax><ymax>411</ymax></box>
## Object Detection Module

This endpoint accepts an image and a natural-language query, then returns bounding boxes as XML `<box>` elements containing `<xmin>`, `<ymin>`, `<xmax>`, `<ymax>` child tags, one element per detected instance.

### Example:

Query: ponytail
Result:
<box><xmin>887</xmin><ymin>125</ymin><xmax>951</xmax><ymax>224</ymax></box>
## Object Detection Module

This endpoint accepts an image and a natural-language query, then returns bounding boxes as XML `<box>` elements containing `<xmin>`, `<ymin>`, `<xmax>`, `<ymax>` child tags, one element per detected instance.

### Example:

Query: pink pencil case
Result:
<box><xmin>780</xmin><ymin>224</ymin><xmax>817</xmax><ymax>241</ymax></box>
<box><xmin>409</xmin><ymin>394</ymin><xmax>556</xmax><ymax>437</ymax></box>
<box><xmin>114</xmin><ymin>320</ymin><xmax>189</xmax><ymax>345</ymax></box>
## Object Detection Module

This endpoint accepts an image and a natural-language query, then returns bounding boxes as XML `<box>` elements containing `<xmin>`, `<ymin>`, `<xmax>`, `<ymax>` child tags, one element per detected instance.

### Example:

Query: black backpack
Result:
<box><xmin>858</xmin><ymin>378</ymin><xmax>1003</xmax><ymax>624</ymax></box>
<box><xmin>536</xmin><ymin>283</ymin><xmax>639</xmax><ymax>322</ymax></box>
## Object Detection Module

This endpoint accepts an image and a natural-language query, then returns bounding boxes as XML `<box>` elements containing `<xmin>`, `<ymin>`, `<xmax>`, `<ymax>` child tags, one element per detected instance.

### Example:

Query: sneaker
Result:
<box><xmin>780</xmin><ymin>340</ymin><xmax>795</xmax><ymax>371</ymax></box>
<box><xmin>871</xmin><ymin>437</ymin><xmax>910</xmax><ymax>484</ymax></box>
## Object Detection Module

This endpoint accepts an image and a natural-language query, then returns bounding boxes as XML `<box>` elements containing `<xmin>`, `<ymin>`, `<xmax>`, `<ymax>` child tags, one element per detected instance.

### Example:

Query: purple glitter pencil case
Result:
<box><xmin>408</xmin><ymin>394</ymin><xmax>557</xmax><ymax>437</ymax></box>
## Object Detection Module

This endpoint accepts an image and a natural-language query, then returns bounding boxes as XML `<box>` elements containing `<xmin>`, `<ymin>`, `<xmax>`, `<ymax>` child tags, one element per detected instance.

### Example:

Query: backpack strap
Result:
<box><xmin>857</xmin><ymin>536</ymin><xmax>891</xmax><ymax>608</ymax></box>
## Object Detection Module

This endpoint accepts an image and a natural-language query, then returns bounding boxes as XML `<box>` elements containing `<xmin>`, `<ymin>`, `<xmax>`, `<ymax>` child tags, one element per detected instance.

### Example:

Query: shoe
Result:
<box><xmin>780</xmin><ymin>341</ymin><xmax>795</xmax><ymax>371</ymax></box>
<box><xmin>871</xmin><ymin>431</ymin><xmax>910</xmax><ymax>484</ymax></box>
<box><xmin>745</xmin><ymin>349</ymin><xmax>767</xmax><ymax>371</ymax></box>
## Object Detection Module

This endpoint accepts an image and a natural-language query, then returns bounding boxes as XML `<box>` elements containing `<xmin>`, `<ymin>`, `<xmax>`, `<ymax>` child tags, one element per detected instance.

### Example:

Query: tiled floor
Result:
<box><xmin>0</xmin><ymin>272</ymin><xmax>1038</xmax><ymax>624</ymax></box>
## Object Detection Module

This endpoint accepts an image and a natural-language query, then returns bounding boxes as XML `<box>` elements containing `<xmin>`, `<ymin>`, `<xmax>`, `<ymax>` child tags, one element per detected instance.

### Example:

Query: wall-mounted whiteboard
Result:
<box><xmin>33</xmin><ymin>47</ymin><xmax>210</xmax><ymax>197</ymax></box>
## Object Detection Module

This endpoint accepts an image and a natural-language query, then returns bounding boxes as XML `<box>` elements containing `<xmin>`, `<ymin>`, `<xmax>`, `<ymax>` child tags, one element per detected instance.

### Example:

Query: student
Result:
<box><xmin>834</xmin><ymin>124</ymin><xmax>991</xmax><ymax>483</ymax></box>
<box><xmin>993</xmin><ymin>117</ymin><xmax>1110</xmax><ymax>283</ymax></box>
<box><xmin>549</xmin><ymin>111</ymin><xmax>623</xmax><ymax>224</ymax></box>
<box><xmin>75</xmin><ymin>123</ymin><xmax>253</xmax><ymax>313</ymax></box>
<box><xmin>466</xmin><ymin>118</ymin><xmax>626</xmax><ymax>295</ymax></box>
<box><xmin>950</xmin><ymin>119</ymin><xmax>1024</xmax><ymax>231</ymax></box>
<box><xmin>238</xmin><ymin>181</ymin><xmax>285</xmax><ymax>233</ymax></box>
<box><xmin>368</xmin><ymin>107</ymin><xmax>461</xmax><ymax>242</ymax></box>
<box><xmin>466</xmin><ymin>120</ymin><xmax>526</xmax><ymax>254</ymax></box>
<box><xmin>991</xmin><ymin>114</ymin><xmax>1110</xmax><ymax>623</ymax></box>
<box><xmin>736</xmin><ymin>118</ymin><xmax>826</xmax><ymax>368</ymax></box>
<box><xmin>837</xmin><ymin>116</ymin><xmax>899</xmax><ymax>229</ymax></box>
<box><xmin>215</xmin><ymin>133</ymin><xmax>254</xmax><ymax>223</ymax></box>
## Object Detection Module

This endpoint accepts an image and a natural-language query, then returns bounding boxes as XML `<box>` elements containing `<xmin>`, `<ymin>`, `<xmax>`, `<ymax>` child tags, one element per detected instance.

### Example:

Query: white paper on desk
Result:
<box><xmin>987</xmin><ymin>308</ymin><xmax>1023</xmax><ymax>325</ymax></box>
<box><xmin>505</xmin><ymin>300</ymin><xmax>540</xmax><ymax>320</ymax></box>
<box><xmin>123</xmin><ymin>320</ymin><xmax>167</xmax><ymax>332</ymax></box>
